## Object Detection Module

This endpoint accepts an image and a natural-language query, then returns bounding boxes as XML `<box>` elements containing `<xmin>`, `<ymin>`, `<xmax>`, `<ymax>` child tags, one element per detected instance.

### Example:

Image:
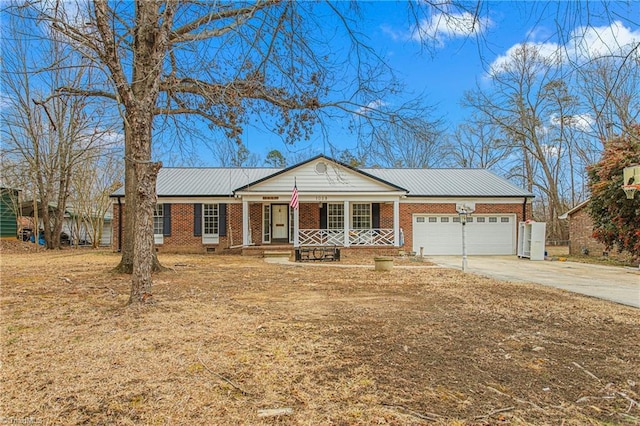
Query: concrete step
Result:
<box><xmin>262</xmin><ymin>251</ymin><xmax>292</xmax><ymax>258</ymax></box>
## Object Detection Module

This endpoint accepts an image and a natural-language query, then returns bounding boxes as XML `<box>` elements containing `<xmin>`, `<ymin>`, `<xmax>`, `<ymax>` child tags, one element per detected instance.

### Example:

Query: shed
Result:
<box><xmin>0</xmin><ymin>188</ymin><xmax>20</xmax><ymax>239</ymax></box>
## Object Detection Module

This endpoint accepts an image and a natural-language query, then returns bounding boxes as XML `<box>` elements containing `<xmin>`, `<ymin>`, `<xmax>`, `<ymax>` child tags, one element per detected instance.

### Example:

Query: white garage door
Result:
<box><xmin>412</xmin><ymin>214</ymin><xmax>516</xmax><ymax>255</ymax></box>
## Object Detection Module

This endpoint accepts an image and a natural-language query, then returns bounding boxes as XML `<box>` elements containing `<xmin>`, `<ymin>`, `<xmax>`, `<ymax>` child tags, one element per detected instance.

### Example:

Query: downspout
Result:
<box><xmin>117</xmin><ymin>197</ymin><xmax>122</xmax><ymax>252</ymax></box>
<box><xmin>522</xmin><ymin>197</ymin><xmax>528</xmax><ymax>222</ymax></box>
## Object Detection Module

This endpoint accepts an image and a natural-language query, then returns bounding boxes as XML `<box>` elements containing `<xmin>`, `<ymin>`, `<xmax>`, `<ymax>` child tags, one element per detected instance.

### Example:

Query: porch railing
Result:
<box><xmin>297</xmin><ymin>228</ymin><xmax>395</xmax><ymax>246</ymax></box>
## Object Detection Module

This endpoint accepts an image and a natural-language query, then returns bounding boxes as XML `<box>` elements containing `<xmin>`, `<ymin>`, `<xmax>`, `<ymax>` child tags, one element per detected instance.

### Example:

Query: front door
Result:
<box><xmin>271</xmin><ymin>204</ymin><xmax>289</xmax><ymax>242</ymax></box>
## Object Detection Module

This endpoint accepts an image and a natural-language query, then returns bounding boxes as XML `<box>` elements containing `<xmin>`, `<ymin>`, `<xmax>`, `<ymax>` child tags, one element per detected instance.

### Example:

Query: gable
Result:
<box><xmin>236</xmin><ymin>156</ymin><xmax>405</xmax><ymax>194</ymax></box>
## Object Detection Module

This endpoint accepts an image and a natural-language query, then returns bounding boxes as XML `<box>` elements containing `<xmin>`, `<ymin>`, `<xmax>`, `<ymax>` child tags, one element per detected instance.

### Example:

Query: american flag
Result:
<box><xmin>290</xmin><ymin>183</ymin><xmax>299</xmax><ymax>210</ymax></box>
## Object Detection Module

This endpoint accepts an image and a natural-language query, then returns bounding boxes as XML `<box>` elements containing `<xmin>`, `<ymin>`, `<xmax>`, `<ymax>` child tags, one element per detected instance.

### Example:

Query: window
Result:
<box><xmin>467</xmin><ymin>217</ymin><xmax>473</xmax><ymax>222</ymax></box>
<box><xmin>428</xmin><ymin>217</ymin><xmax>437</xmax><ymax>223</ymax></box>
<box><xmin>263</xmin><ymin>205</ymin><xmax>270</xmax><ymax>243</ymax></box>
<box><xmin>453</xmin><ymin>217</ymin><xmax>461</xmax><ymax>223</ymax></box>
<box><xmin>416</xmin><ymin>217</ymin><xmax>425</xmax><ymax>223</ymax></box>
<box><xmin>501</xmin><ymin>217</ymin><xmax>510</xmax><ymax>223</ymax></box>
<box><xmin>476</xmin><ymin>217</ymin><xmax>485</xmax><ymax>223</ymax></box>
<box><xmin>352</xmin><ymin>203</ymin><xmax>371</xmax><ymax>229</ymax></box>
<box><xmin>203</xmin><ymin>204</ymin><xmax>219</xmax><ymax>235</ymax></box>
<box><xmin>489</xmin><ymin>217</ymin><xmax>497</xmax><ymax>223</ymax></box>
<box><xmin>441</xmin><ymin>217</ymin><xmax>449</xmax><ymax>222</ymax></box>
<box><xmin>153</xmin><ymin>204</ymin><xmax>164</xmax><ymax>235</ymax></box>
<box><xmin>328</xmin><ymin>203</ymin><xmax>344</xmax><ymax>229</ymax></box>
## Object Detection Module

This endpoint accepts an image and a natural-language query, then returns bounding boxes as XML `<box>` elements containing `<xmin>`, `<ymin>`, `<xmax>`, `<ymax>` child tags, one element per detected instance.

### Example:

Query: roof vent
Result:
<box><xmin>315</xmin><ymin>161</ymin><xmax>327</xmax><ymax>174</ymax></box>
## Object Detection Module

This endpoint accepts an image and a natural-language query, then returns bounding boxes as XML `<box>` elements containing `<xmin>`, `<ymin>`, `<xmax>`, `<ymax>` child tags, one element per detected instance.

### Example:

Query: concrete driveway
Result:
<box><xmin>427</xmin><ymin>256</ymin><xmax>640</xmax><ymax>308</ymax></box>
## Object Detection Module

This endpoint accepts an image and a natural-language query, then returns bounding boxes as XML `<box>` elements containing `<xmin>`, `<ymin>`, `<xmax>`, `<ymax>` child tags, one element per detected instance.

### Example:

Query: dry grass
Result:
<box><xmin>1</xmin><ymin>249</ymin><xmax>639</xmax><ymax>425</ymax></box>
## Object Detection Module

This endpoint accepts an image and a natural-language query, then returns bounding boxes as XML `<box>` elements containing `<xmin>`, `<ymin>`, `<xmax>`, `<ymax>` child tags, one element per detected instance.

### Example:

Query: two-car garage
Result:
<box><xmin>412</xmin><ymin>214</ymin><xmax>517</xmax><ymax>255</ymax></box>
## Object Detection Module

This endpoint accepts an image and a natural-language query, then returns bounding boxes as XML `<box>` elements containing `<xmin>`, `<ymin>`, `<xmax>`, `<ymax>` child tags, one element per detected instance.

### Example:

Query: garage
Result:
<box><xmin>412</xmin><ymin>214</ymin><xmax>516</xmax><ymax>255</ymax></box>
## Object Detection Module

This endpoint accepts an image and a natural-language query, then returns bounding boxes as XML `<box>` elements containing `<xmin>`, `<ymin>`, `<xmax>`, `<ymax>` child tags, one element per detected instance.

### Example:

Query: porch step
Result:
<box><xmin>262</xmin><ymin>250</ymin><xmax>292</xmax><ymax>259</ymax></box>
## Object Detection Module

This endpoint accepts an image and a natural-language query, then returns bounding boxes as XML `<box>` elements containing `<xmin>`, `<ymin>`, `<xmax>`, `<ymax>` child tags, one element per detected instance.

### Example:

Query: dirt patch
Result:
<box><xmin>0</xmin><ymin>239</ymin><xmax>43</xmax><ymax>253</ymax></box>
<box><xmin>1</xmin><ymin>251</ymin><xmax>638</xmax><ymax>425</ymax></box>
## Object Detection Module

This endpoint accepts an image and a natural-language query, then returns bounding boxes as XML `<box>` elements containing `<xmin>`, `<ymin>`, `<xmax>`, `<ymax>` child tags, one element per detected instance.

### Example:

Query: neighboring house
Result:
<box><xmin>111</xmin><ymin>155</ymin><xmax>534</xmax><ymax>256</ymax></box>
<box><xmin>1</xmin><ymin>188</ymin><xmax>20</xmax><ymax>239</ymax></box>
<box><xmin>20</xmin><ymin>201</ymin><xmax>112</xmax><ymax>246</ymax></box>
<box><xmin>64</xmin><ymin>207</ymin><xmax>113</xmax><ymax>247</ymax></box>
<box><xmin>560</xmin><ymin>199</ymin><xmax>608</xmax><ymax>256</ymax></box>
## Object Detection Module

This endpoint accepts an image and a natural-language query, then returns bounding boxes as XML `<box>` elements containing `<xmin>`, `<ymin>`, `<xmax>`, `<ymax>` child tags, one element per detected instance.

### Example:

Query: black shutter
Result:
<box><xmin>219</xmin><ymin>204</ymin><xmax>227</xmax><ymax>236</ymax></box>
<box><xmin>372</xmin><ymin>203</ymin><xmax>380</xmax><ymax>229</ymax></box>
<box><xmin>163</xmin><ymin>204</ymin><xmax>172</xmax><ymax>236</ymax></box>
<box><xmin>194</xmin><ymin>203</ymin><xmax>202</xmax><ymax>236</ymax></box>
<box><xmin>320</xmin><ymin>203</ymin><xmax>327</xmax><ymax>229</ymax></box>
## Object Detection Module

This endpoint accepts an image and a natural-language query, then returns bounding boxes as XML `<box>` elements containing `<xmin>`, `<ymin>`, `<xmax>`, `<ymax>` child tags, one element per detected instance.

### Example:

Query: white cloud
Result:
<box><xmin>566</xmin><ymin>20</ymin><xmax>640</xmax><ymax>60</ymax></box>
<box><xmin>549</xmin><ymin>113</ymin><xmax>595</xmax><ymax>132</ymax></box>
<box><xmin>541</xmin><ymin>144</ymin><xmax>559</xmax><ymax>157</ymax></box>
<box><xmin>381</xmin><ymin>24</ymin><xmax>402</xmax><ymax>42</ymax></box>
<box><xmin>382</xmin><ymin>11</ymin><xmax>491</xmax><ymax>46</ymax></box>
<box><xmin>489</xmin><ymin>21</ymin><xmax>640</xmax><ymax>76</ymax></box>
<box><xmin>489</xmin><ymin>42</ymin><xmax>562</xmax><ymax>76</ymax></box>
<box><xmin>355</xmin><ymin>99</ymin><xmax>387</xmax><ymax>115</ymax></box>
<box><xmin>411</xmin><ymin>12</ymin><xmax>492</xmax><ymax>45</ymax></box>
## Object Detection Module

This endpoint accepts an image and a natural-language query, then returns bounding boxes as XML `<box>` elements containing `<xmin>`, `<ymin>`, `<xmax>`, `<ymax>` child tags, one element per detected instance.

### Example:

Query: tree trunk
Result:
<box><xmin>129</xmin><ymin>161</ymin><xmax>162</xmax><ymax>304</ymax></box>
<box><xmin>113</xmin><ymin>134</ymin><xmax>165</xmax><ymax>274</ymax></box>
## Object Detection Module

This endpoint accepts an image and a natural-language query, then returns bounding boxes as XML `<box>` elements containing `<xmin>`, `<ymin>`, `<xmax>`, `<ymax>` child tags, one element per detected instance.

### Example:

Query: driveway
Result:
<box><xmin>427</xmin><ymin>256</ymin><xmax>640</xmax><ymax>308</ymax></box>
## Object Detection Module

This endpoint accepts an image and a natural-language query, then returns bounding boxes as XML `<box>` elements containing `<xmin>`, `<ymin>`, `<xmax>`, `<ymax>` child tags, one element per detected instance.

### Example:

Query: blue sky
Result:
<box><xmin>208</xmin><ymin>1</ymin><xmax>639</xmax><ymax>167</ymax></box>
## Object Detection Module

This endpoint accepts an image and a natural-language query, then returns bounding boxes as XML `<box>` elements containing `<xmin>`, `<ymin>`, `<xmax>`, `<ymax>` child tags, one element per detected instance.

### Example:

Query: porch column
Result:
<box><xmin>293</xmin><ymin>206</ymin><xmax>300</xmax><ymax>248</ymax></box>
<box><xmin>393</xmin><ymin>199</ymin><xmax>400</xmax><ymax>247</ymax></box>
<box><xmin>343</xmin><ymin>200</ymin><xmax>350</xmax><ymax>247</ymax></box>
<box><xmin>242</xmin><ymin>200</ymin><xmax>250</xmax><ymax>246</ymax></box>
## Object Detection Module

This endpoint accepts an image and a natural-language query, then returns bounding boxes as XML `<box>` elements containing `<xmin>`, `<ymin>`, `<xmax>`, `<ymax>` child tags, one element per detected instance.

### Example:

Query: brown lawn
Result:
<box><xmin>1</xmin><ymin>244</ymin><xmax>639</xmax><ymax>425</ymax></box>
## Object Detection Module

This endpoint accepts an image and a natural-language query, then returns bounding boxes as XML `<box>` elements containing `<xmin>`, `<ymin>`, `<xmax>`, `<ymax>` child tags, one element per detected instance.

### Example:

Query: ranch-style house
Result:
<box><xmin>111</xmin><ymin>155</ymin><xmax>534</xmax><ymax>256</ymax></box>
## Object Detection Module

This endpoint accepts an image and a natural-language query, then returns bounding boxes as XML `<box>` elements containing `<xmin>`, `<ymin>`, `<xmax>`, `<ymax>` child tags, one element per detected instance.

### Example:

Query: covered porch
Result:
<box><xmin>237</xmin><ymin>197</ymin><xmax>403</xmax><ymax>249</ymax></box>
<box><xmin>233</xmin><ymin>155</ymin><xmax>407</xmax><ymax>250</ymax></box>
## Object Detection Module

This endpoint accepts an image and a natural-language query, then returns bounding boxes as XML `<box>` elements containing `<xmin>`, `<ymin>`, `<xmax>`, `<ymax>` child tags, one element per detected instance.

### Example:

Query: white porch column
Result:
<box><xmin>393</xmin><ymin>199</ymin><xmax>400</xmax><ymax>247</ymax></box>
<box><xmin>293</xmin><ymin>206</ymin><xmax>300</xmax><ymax>247</ymax></box>
<box><xmin>242</xmin><ymin>200</ymin><xmax>250</xmax><ymax>246</ymax></box>
<box><xmin>343</xmin><ymin>200</ymin><xmax>350</xmax><ymax>247</ymax></box>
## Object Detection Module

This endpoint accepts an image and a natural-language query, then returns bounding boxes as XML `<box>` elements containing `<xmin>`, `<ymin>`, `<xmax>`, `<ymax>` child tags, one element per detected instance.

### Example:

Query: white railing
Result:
<box><xmin>297</xmin><ymin>229</ymin><xmax>394</xmax><ymax>246</ymax></box>
<box><xmin>298</xmin><ymin>229</ymin><xmax>345</xmax><ymax>246</ymax></box>
<box><xmin>349</xmin><ymin>228</ymin><xmax>395</xmax><ymax>246</ymax></box>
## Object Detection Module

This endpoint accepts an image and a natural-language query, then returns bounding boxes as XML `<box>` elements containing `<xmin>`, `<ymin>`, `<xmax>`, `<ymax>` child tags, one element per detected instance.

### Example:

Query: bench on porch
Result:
<box><xmin>295</xmin><ymin>245</ymin><xmax>341</xmax><ymax>262</ymax></box>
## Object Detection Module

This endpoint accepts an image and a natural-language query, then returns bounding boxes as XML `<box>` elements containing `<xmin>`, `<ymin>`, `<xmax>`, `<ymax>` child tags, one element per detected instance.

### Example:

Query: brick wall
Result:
<box><xmin>113</xmin><ymin>202</ymin><xmax>243</xmax><ymax>254</ymax></box>
<box><xmin>568</xmin><ymin>207</ymin><xmax>607</xmax><ymax>256</ymax></box>
<box><xmin>114</xmin><ymin>200</ymin><xmax>531</xmax><ymax>254</ymax></box>
<box><xmin>300</xmin><ymin>203</ymin><xmax>319</xmax><ymax>229</ymax></box>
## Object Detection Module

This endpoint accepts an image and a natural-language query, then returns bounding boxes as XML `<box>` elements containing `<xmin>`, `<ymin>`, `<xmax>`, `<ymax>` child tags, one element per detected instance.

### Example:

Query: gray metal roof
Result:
<box><xmin>111</xmin><ymin>163</ymin><xmax>532</xmax><ymax>198</ymax></box>
<box><xmin>362</xmin><ymin>168</ymin><xmax>533</xmax><ymax>197</ymax></box>
<box><xmin>111</xmin><ymin>168</ymin><xmax>280</xmax><ymax>197</ymax></box>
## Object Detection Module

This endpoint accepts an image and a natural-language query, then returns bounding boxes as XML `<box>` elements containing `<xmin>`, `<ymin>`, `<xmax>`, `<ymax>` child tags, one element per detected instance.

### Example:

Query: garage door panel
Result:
<box><xmin>413</xmin><ymin>215</ymin><xmax>515</xmax><ymax>255</ymax></box>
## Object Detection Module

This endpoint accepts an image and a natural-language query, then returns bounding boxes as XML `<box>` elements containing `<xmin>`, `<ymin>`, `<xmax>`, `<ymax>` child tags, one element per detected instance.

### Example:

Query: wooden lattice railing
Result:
<box><xmin>297</xmin><ymin>229</ymin><xmax>394</xmax><ymax>246</ymax></box>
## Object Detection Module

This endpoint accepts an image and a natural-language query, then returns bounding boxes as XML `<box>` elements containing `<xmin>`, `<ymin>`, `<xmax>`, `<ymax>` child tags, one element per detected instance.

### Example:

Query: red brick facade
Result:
<box><xmin>568</xmin><ymin>204</ymin><xmax>607</xmax><ymax>256</ymax></box>
<box><xmin>113</xmin><ymin>200</ymin><xmax>531</xmax><ymax>254</ymax></box>
<box><xmin>398</xmin><ymin>202</ymin><xmax>531</xmax><ymax>250</ymax></box>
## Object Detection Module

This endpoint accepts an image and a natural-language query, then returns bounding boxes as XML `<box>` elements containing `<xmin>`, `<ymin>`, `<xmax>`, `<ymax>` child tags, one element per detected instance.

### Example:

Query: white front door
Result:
<box><xmin>271</xmin><ymin>204</ymin><xmax>289</xmax><ymax>241</ymax></box>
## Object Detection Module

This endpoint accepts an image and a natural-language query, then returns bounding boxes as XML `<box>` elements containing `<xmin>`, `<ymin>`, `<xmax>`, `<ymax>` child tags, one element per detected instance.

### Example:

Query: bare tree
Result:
<box><xmin>465</xmin><ymin>44</ymin><xmax>570</xmax><ymax>240</ymax></box>
<box><xmin>23</xmin><ymin>0</ymin><xmax>481</xmax><ymax>304</ymax></box>
<box><xmin>368</xmin><ymin>116</ymin><xmax>445</xmax><ymax>168</ymax></box>
<box><xmin>443</xmin><ymin>119</ymin><xmax>513</xmax><ymax>170</ymax></box>
<box><xmin>1</xmin><ymin>8</ymin><xmax>116</xmax><ymax>249</ymax></box>
<box><xmin>575</xmin><ymin>54</ymin><xmax>640</xmax><ymax>143</ymax></box>
<box><xmin>71</xmin><ymin>146</ymin><xmax>123</xmax><ymax>248</ymax></box>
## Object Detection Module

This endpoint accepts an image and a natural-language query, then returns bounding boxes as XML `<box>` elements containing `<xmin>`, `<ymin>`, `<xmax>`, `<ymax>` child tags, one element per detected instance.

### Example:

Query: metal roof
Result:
<box><xmin>111</xmin><ymin>168</ymin><xmax>279</xmax><ymax>197</ymax></box>
<box><xmin>111</xmin><ymin>162</ymin><xmax>533</xmax><ymax>198</ymax></box>
<box><xmin>362</xmin><ymin>168</ymin><xmax>533</xmax><ymax>197</ymax></box>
